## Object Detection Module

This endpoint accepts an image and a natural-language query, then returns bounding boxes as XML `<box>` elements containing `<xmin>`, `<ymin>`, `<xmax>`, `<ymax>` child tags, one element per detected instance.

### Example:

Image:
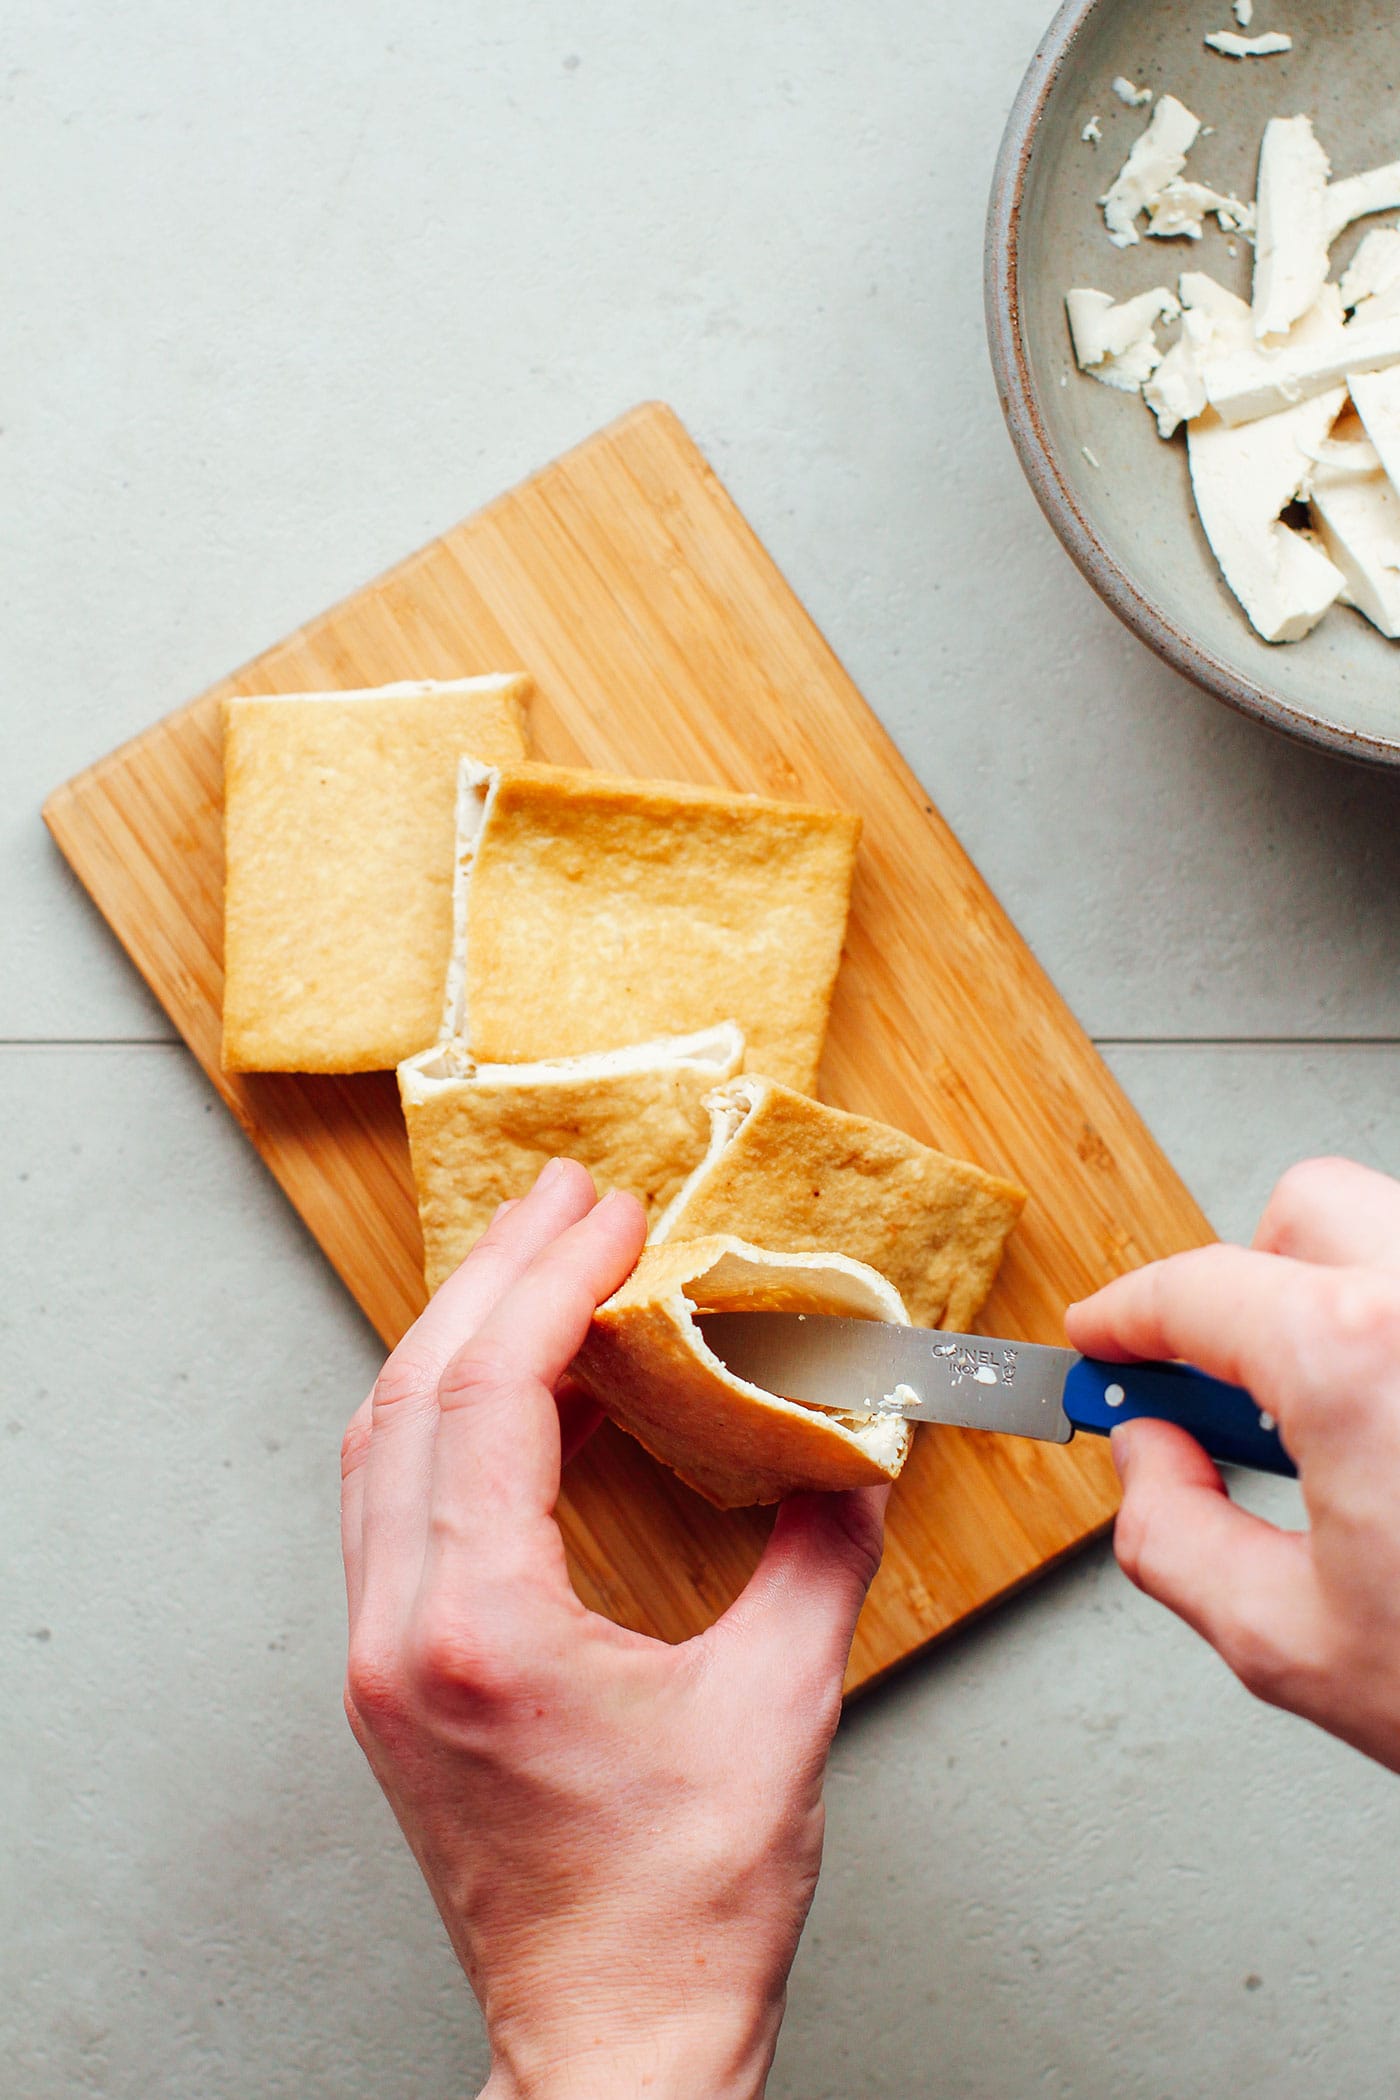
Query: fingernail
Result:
<box><xmin>1109</xmin><ymin>1424</ymin><xmax>1133</xmax><ymax>1484</ymax></box>
<box><xmin>492</xmin><ymin>1198</ymin><xmax>520</xmax><ymax>1223</ymax></box>
<box><xmin>537</xmin><ymin>1157</ymin><xmax>568</xmax><ymax>1190</ymax></box>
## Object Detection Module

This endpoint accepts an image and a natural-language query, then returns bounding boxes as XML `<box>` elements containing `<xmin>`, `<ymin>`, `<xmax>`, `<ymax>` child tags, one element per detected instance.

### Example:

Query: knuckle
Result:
<box><xmin>463</xmin><ymin>1207</ymin><xmax>519</xmax><ymax>1266</ymax></box>
<box><xmin>342</xmin><ymin>1681</ymin><xmax>374</xmax><ymax>1753</ymax></box>
<box><xmin>824</xmin><ymin>1496</ymin><xmax>886</xmax><ymax>1597</ymax></box>
<box><xmin>405</xmin><ymin>1608</ymin><xmax>523</xmax><ymax>1714</ymax></box>
<box><xmin>1172</xmin><ymin>1244</ymin><xmax>1240</xmax><ymax>1300</ymax></box>
<box><xmin>371</xmin><ymin>1343</ymin><xmax>440</xmax><ymax>1418</ymax></box>
<box><xmin>536</xmin><ymin>1240</ymin><xmax>608</xmax><ymax>1311</ymax></box>
<box><xmin>474</xmin><ymin>1203</ymin><xmax>516</xmax><ymax>1249</ymax></box>
<box><xmin>436</xmin><ymin>1344</ymin><xmax>512</xmax><ymax>1413</ymax></box>
<box><xmin>1259</xmin><ymin>1158</ymin><xmax>1349</xmax><ymax>1252</ymax></box>
<box><xmin>340</xmin><ymin>1404</ymin><xmax>373</xmax><ymax>1480</ymax></box>
<box><xmin>511</xmin><ymin>1251</ymin><xmax>598</xmax><ymax>1336</ymax></box>
<box><xmin>1132</xmin><ymin>1246</ymin><xmax>1227</xmax><ymax>1347</ymax></box>
<box><xmin>1304</xmin><ymin>1270</ymin><xmax>1400</xmax><ymax>1386</ymax></box>
<box><xmin>344</xmin><ymin>1640</ymin><xmax>404</xmax><ymax>1733</ymax></box>
<box><xmin>1178</xmin><ymin>1243</ymin><xmax>1230</xmax><ymax>1277</ymax></box>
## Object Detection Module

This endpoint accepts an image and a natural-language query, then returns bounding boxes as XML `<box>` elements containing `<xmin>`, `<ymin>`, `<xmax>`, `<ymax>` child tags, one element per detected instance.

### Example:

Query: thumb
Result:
<box><xmin>710</xmin><ymin>1486</ymin><xmax>889</xmax><ymax>1694</ymax></box>
<box><xmin>1111</xmin><ymin>1417</ymin><xmax>1319</xmax><ymax>1706</ymax></box>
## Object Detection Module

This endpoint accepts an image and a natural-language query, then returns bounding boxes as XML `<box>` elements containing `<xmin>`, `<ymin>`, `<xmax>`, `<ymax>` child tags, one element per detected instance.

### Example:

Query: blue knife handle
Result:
<box><xmin>1063</xmin><ymin>1358</ymin><xmax>1297</xmax><ymax>1478</ymax></box>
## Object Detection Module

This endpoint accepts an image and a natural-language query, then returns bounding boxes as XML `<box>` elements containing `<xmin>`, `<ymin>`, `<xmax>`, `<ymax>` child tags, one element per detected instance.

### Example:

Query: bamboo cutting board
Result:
<box><xmin>44</xmin><ymin>402</ymin><xmax>1212</xmax><ymax>1695</ymax></box>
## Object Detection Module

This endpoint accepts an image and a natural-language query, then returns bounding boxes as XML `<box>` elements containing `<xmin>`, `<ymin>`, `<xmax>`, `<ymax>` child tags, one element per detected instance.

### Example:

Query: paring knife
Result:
<box><xmin>695</xmin><ymin>1314</ymin><xmax>1296</xmax><ymax>1478</ymax></box>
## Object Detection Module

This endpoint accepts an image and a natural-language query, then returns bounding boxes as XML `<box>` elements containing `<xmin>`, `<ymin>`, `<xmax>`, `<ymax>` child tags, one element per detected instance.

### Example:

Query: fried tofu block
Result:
<box><xmin>572</xmin><ymin>1237</ymin><xmax>913</xmax><ymax>1508</ymax></box>
<box><xmin>221</xmin><ymin>676</ymin><xmax>530</xmax><ymax>1072</ymax></box>
<box><xmin>398</xmin><ymin>1022</ymin><xmax>744</xmax><ymax>1293</ymax></box>
<box><xmin>654</xmin><ymin>1077</ymin><xmax>1026</xmax><ymax>1329</ymax></box>
<box><xmin>448</xmin><ymin>762</ymin><xmax>859</xmax><ymax>1094</ymax></box>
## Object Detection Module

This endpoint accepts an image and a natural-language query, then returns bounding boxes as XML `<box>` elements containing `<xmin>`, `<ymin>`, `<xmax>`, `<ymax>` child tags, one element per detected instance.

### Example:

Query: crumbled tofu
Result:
<box><xmin>1100</xmin><ymin>96</ymin><xmax>1202</xmax><ymax>248</ymax></box>
<box><xmin>1066</xmin><ymin>285</ymin><xmax>1182</xmax><ymax>390</ymax></box>
<box><xmin>1301</xmin><ymin>414</ymin><xmax>1384</xmax><ymax>485</ymax></box>
<box><xmin>1206</xmin><ymin>306</ymin><xmax>1400</xmax><ymax>425</ymax></box>
<box><xmin>1340</xmin><ymin>230</ymin><xmax>1400</xmax><ymax>314</ymax></box>
<box><xmin>1187</xmin><ymin>294</ymin><xmax>1347</xmax><ymax>643</ymax></box>
<box><xmin>1349</xmin><ymin>369</ymin><xmax>1400</xmax><ymax>499</ymax></box>
<box><xmin>1113</xmin><ymin>78</ymin><xmax>1154</xmax><ymax>108</ymax></box>
<box><xmin>1233</xmin><ymin>0</ymin><xmax>1254</xmax><ymax>23</ymax></box>
<box><xmin>1145</xmin><ymin>179</ymin><xmax>1256</xmax><ymax>241</ymax></box>
<box><xmin>1082</xmin><ymin>116</ymin><xmax>1103</xmax><ymax>144</ymax></box>
<box><xmin>1324</xmin><ymin>162</ymin><xmax>1400</xmax><ymax>246</ymax></box>
<box><xmin>1190</xmin><ymin>449</ymin><xmax>1346</xmax><ymax>639</ymax></box>
<box><xmin>1181</xmin><ymin>270</ymin><xmax>1260</xmax><ymax>339</ymax></box>
<box><xmin>1144</xmin><ymin>273</ymin><xmax>1253</xmax><ymax>438</ymax></box>
<box><xmin>1310</xmin><ymin>456</ymin><xmax>1400</xmax><ymax>638</ymax></box>
<box><xmin>1065</xmin><ymin>69</ymin><xmax>1400</xmax><ymax>650</ymax></box>
<box><xmin>1205</xmin><ymin>30</ymin><xmax>1294</xmax><ymax>58</ymax></box>
<box><xmin>1145</xmin><ymin>325</ymin><xmax>1211</xmax><ymax>438</ymax></box>
<box><xmin>1252</xmin><ymin>117</ymin><xmax>1332</xmax><ymax>341</ymax></box>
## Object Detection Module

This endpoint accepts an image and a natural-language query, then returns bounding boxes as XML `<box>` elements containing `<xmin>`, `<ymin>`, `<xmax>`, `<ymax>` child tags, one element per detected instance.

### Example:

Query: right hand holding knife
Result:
<box><xmin>1066</xmin><ymin>1156</ymin><xmax>1400</xmax><ymax>1776</ymax></box>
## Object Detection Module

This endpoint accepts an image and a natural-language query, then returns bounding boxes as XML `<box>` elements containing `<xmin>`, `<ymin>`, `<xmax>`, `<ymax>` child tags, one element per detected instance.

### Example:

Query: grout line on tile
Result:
<box><xmin>1094</xmin><ymin>1037</ymin><xmax>1400</xmax><ymax>1050</ymax></box>
<box><xmin>0</xmin><ymin>1037</ymin><xmax>182</xmax><ymax>1049</ymax></box>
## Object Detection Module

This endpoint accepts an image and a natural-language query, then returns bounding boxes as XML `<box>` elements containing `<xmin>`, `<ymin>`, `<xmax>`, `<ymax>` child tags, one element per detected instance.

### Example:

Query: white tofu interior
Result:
<box><xmin>440</xmin><ymin>759</ymin><xmax>501</xmax><ymax>1045</ymax></box>
<box><xmin>649</xmin><ymin>1074</ymin><xmax>763</xmax><ymax>1242</ymax></box>
<box><xmin>400</xmin><ymin>1019</ymin><xmax>746</xmax><ymax>1104</ymax></box>
<box><xmin>680</xmin><ymin>1246</ymin><xmax>912</xmax><ymax>1462</ymax></box>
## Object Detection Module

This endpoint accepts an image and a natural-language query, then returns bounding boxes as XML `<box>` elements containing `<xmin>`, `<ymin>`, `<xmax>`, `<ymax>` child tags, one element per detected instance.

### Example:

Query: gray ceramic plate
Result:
<box><xmin>987</xmin><ymin>0</ymin><xmax>1400</xmax><ymax>768</ymax></box>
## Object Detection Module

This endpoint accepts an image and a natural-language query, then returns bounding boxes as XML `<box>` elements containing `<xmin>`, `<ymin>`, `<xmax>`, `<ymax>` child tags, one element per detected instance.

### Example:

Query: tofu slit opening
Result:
<box><xmin>650</xmin><ymin>1075</ymin><xmax>762</xmax><ymax>1242</ymax></box>
<box><xmin>442</xmin><ymin>759</ymin><xmax>501</xmax><ymax>1046</ymax></box>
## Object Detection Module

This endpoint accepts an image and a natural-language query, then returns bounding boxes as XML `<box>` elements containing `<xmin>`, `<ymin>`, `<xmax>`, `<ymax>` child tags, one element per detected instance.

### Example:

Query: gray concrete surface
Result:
<box><xmin>4</xmin><ymin>3</ymin><xmax>1398</xmax><ymax>2096</ymax></box>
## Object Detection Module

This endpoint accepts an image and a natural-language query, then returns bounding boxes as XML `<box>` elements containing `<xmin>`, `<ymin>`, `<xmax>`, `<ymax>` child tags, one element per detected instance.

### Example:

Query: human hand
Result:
<box><xmin>1066</xmin><ymin>1157</ymin><xmax>1400</xmax><ymax>1774</ymax></box>
<box><xmin>340</xmin><ymin>1159</ymin><xmax>888</xmax><ymax>2100</ymax></box>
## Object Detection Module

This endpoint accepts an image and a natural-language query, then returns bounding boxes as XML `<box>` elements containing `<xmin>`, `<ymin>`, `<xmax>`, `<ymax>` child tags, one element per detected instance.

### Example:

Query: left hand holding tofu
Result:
<box><xmin>339</xmin><ymin>1159</ymin><xmax>889</xmax><ymax>2100</ymax></box>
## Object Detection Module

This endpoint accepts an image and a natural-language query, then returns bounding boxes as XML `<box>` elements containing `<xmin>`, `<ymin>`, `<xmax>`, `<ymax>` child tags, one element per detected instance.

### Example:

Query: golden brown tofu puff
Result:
<box><xmin>654</xmin><ymin>1077</ymin><xmax>1027</xmax><ymax>1330</ymax></box>
<box><xmin>222</xmin><ymin>676</ymin><xmax>530</xmax><ymax>1073</ymax></box>
<box><xmin>398</xmin><ymin>1022</ymin><xmax>744</xmax><ymax>1294</ymax></box>
<box><xmin>448</xmin><ymin>762</ymin><xmax>860</xmax><ymax>1095</ymax></box>
<box><xmin>571</xmin><ymin>1236</ymin><xmax>913</xmax><ymax>1509</ymax></box>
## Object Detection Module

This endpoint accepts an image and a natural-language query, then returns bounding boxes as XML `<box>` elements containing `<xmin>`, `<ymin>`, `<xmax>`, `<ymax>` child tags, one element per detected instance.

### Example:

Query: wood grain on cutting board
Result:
<box><xmin>43</xmin><ymin>401</ymin><xmax>1212</xmax><ymax>1694</ymax></box>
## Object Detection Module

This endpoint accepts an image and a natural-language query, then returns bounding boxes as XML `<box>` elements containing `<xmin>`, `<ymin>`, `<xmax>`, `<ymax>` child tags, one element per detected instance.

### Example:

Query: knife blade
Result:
<box><xmin>694</xmin><ymin>1313</ymin><xmax>1296</xmax><ymax>1478</ymax></box>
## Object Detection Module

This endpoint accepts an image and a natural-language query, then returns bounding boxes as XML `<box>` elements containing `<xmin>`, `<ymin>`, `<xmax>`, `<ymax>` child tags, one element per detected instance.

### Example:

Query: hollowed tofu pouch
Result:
<box><xmin>398</xmin><ymin>1022</ymin><xmax>744</xmax><ymax>1294</ymax></box>
<box><xmin>445</xmin><ymin>761</ymin><xmax>860</xmax><ymax>1096</ymax></box>
<box><xmin>653</xmin><ymin>1076</ymin><xmax>1026</xmax><ymax>1330</ymax></box>
<box><xmin>572</xmin><ymin>1236</ymin><xmax>914</xmax><ymax>1509</ymax></box>
<box><xmin>221</xmin><ymin>676</ymin><xmax>531</xmax><ymax>1073</ymax></box>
